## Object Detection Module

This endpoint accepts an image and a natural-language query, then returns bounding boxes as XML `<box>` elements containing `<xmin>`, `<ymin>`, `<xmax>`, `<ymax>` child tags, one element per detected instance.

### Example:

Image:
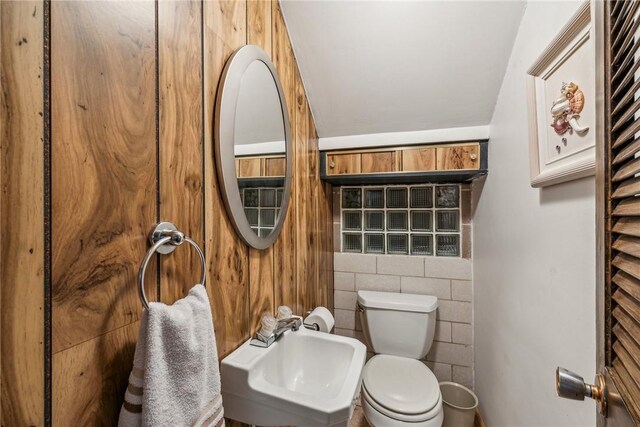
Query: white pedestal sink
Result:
<box><xmin>221</xmin><ymin>324</ymin><xmax>367</xmax><ymax>427</ymax></box>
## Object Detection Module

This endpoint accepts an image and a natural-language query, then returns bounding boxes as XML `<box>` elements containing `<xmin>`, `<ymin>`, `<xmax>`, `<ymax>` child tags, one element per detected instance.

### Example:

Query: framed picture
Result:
<box><xmin>526</xmin><ymin>2</ymin><xmax>594</xmax><ymax>188</ymax></box>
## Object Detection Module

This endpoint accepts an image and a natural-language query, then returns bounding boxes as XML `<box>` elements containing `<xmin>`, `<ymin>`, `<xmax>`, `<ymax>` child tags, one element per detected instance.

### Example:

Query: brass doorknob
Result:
<box><xmin>556</xmin><ymin>367</ymin><xmax>607</xmax><ymax>415</ymax></box>
<box><xmin>470</xmin><ymin>153</ymin><xmax>478</xmax><ymax>161</ymax></box>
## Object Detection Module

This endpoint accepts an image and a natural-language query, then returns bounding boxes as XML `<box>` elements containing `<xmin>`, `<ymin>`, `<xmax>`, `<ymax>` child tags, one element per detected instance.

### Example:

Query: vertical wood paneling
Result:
<box><xmin>2</xmin><ymin>0</ymin><xmax>332</xmax><ymax>423</ymax></box>
<box><xmin>203</xmin><ymin>0</ymin><xmax>251</xmax><ymax>357</ymax></box>
<box><xmin>248</xmin><ymin>248</ymin><xmax>274</xmax><ymax>333</ymax></box>
<box><xmin>308</xmin><ymin>111</ymin><xmax>325</xmax><ymax>309</ymax></box>
<box><xmin>52</xmin><ymin>322</ymin><xmax>138</xmax><ymax>426</ymax></box>
<box><xmin>247</xmin><ymin>0</ymin><xmax>275</xmax><ymax>332</ymax></box>
<box><xmin>247</xmin><ymin>0</ymin><xmax>272</xmax><ymax>58</ymax></box>
<box><xmin>50</xmin><ymin>1</ymin><xmax>156</xmax><ymax>424</ymax></box>
<box><xmin>0</xmin><ymin>2</ymin><xmax>44</xmax><ymax>424</ymax></box>
<box><xmin>294</xmin><ymin>69</ymin><xmax>310</xmax><ymax>315</ymax></box>
<box><xmin>322</xmin><ymin>181</ymin><xmax>335</xmax><ymax>311</ymax></box>
<box><xmin>305</xmin><ymin>101</ymin><xmax>319</xmax><ymax>313</ymax></box>
<box><xmin>272</xmin><ymin>1</ymin><xmax>298</xmax><ymax>312</ymax></box>
<box><xmin>50</xmin><ymin>0</ymin><xmax>157</xmax><ymax>353</ymax></box>
<box><xmin>208</xmin><ymin>0</ymin><xmax>246</xmax><ymax>49</ymax></box>
<box><xmin>158</xmin><ymin>0</ymin><xmax>204</xmax><ymax>303</ymax></box>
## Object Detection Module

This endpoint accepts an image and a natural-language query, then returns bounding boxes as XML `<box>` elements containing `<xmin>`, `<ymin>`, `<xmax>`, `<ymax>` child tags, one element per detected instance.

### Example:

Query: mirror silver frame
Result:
<box><xmin>214</xmin><ymin>45</ymin><xmax>292</xmax><ymax>250</ymax></box>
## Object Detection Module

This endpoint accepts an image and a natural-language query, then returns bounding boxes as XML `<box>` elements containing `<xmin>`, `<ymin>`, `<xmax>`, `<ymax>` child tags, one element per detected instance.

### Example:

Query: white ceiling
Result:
<box><xmin>280</xmin><ymin>0</ymin><xmax>526</xmax><ymax>142</ymax></box>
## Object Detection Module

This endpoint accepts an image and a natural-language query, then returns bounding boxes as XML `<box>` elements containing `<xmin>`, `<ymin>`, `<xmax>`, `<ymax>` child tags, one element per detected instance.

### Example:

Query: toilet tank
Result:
<box><xmin>357</xmin><ymin>290</ymin><xmax>438</xmax><ymax>359</ymax></box>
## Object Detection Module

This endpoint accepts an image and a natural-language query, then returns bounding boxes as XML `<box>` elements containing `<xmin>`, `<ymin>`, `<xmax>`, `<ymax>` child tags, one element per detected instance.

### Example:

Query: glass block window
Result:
<box><xmin>241</xmin><ymin>187</ymin><xmax>283</xmax><ymax>237</ymax></box>
<box><xmin>387</xmin><ymin>234</ymin><xmax>409</xmax><ymax>254</ymax></box>
<box><xmin>343</xmin><ymin>233</ymin><xmax>362</xmax><ymax>253</ymax></box>
<box><xmin>364</xmin><ymin>188</ymin><xmax>384</xmax><ymax>208</ymax></box>
<box><xmin>343</xmin><ymin>211</ymin><xmax>362</xmax><ymax>231</ymax></box>
<box><xmin>365</xmin><ymin>211</ymin><xmax>384</xmax><ymax>231</ymax></box>
<box><xmin>365</xmin><ymin>234</ymin><xmax>385</xmax><ymax>254</ymax></box>
<box><xmin>340</xmin><ymin>185</ymin><xmax>461</xmax><ymax>256</ymax></box>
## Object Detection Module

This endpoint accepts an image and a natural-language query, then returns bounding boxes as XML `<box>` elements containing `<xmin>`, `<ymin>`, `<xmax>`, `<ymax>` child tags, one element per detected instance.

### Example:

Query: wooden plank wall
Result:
<box><xmin>0</xmin><ymin>0</ymin><xmax>333</xmax><ymax>425</ymax></box>
<box><xmin>0</xmin><ymin>2</ymin><xmax>45</xmax><ymax>425</ymax></box>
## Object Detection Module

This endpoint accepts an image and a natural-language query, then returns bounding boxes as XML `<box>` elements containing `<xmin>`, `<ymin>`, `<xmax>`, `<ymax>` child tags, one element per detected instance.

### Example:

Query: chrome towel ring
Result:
<box><xmin>138</xmin><ymin>222</ymin><xmax>206</xmax><ymax>311</ymax></box>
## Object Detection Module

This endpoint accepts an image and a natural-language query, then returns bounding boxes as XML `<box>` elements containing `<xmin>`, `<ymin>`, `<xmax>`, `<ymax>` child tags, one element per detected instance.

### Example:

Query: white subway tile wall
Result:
<box><xmin>355</xmin><ymin>273</ymin><xmax>401</xmax><ymax>292</ymax></box>
<box><xmin>334</xmin><ymin>253</ymin><xmax>377</xmax><ymax>273</ymax></box>
<box><xmin>333</xmin><ymin>252</ymin><xmax>474</xmax><ymax>388</ymax></box>
<box><xmin>401</xmin><ymin>276</ymin><xmax>451</xmax><ymax>299</ymax></box>
<box><xmin>334</xmin><ymin>272</ymin><xmax>355</xmax><ymax>291</ymax></box>
<box><xmin>333</xmin><ymin>185</ymin><xmax>474</xmax><ymax>389</ymax></box>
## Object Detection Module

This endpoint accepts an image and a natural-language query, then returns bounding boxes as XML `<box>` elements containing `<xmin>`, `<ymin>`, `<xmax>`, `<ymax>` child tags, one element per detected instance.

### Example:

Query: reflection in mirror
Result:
<box><xmin>234</xmin><ymin>60</ymin><xmax>286</xmax><ymax>239</ymax></box>
<box><xmin>215</xmin><ymin>45</ymin><xmax>291</xmax><ymax>250</ymax></box>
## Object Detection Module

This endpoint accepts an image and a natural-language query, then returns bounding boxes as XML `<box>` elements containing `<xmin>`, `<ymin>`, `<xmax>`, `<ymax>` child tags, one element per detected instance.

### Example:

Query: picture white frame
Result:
<box><xmin>526</xmin><ymin>1</ymin><xmax>595</xmax><ymax>188</ymax></box>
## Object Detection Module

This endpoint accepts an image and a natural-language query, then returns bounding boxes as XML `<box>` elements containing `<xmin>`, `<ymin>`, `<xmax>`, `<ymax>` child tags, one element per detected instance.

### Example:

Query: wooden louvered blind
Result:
<box><xmin>607</xmin><ymin>0</ymin><xmax>640</xmax><ymax>422</ymax></box>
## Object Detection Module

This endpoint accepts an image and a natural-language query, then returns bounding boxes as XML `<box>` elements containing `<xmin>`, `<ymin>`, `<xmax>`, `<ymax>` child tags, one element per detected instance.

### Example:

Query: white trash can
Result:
<box><xmin>439</xmin><ymin>382</ymin><xmax>478</xmax><ymax>427</ymax></box>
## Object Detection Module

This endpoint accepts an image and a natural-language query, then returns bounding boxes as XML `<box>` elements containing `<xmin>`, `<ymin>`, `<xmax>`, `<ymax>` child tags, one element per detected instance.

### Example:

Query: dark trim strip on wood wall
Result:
<box><xmin>201</xmin><ymin>0</ymin><xmax>207</xmax><ymax>273</ymax></box>
<box><xmin>154</xmin><ymin>0</ymin><xmax>162</xmax><ymax>300</ymax></box>
<box><xmin>43</xmin><ymin>0</ymin><xmax>52</xmax><ymax>424</ymax></box>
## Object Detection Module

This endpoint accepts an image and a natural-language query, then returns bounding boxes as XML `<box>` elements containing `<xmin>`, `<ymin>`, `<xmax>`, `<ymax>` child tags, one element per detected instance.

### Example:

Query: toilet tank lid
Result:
<box><xmin>357</xmin><ymin>291</ymin><xmax>438</xmax><ymax>313</ymax></box>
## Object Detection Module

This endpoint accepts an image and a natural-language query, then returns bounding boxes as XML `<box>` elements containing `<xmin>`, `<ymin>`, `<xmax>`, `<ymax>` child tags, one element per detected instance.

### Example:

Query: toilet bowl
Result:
<box><xmin>357</xmin><ymin>291</ymin><xmax>443</xmax><ymax>427</ymax></box>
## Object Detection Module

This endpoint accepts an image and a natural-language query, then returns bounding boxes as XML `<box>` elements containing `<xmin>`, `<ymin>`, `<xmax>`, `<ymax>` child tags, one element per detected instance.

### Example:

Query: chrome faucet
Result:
<box><xmin>250</xmin><ymin>317</ymin><xmax>302</xmax><ymax>348</ymax></box>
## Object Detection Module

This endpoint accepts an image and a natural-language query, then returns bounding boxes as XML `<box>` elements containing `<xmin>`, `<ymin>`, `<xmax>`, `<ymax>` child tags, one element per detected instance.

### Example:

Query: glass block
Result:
<box><xmin>364</xmin><ymin>188</ymin><xmax>385</xmax><ymax>208</ymax></box>
<box><xmin>342</xmin><ymin>188</ymin><xmax>362</xmax><ymax>208</ymax></box>
<box><xmin>436</xmin><ymin>211</ymin><xmax>459</xmax><ymax>232</ymax></box>
<box><xmin>387</xmin><ymin>234</ymin><xmax>409</xmax><ymax>254</ymax></box>
<box><xmin>435</xmin><ymin>185</ymin><xmax>460</xmax><ymax>208</ymax></box>
<box><xmin>260</xmin><ymin>189</ymin><xmax>276</xmax><ymax>207</ymax></box>
<box><xmin>276</xmin><ymin>188</ymin><xmax>283</xmax><ymax>207</ymax></box>
<box><xmin>259</xmin><ymin>228</ymin><xmax>272</xmax><ymax>238</ymax></box>
<box><xmin>244</xmin><ymin>188</ymin><xmax>259</xmax><ymax>207</ymax></box>
<box><xmin>411</xmin><ymin>234</ymin><xmax>433</xmax><ymax>255</ymax></box>
<box><xmin>343</xmin><ymin>233</ymin><xmax>362</xmax><ymax>253</ymax></box>
<box><xmin>387</xmin><ymin>211</ymin><xmax>408</xmax><ymax>231</ymax></box>
<box><xmin>343</xmin><ymin>211</ymin><xmax>362</xmax><ymax>231</ymax></box>
<box><xmin>260</xmin><ymin>209</ymin><xmax>276</xmax><ymax>227</ymax></box>
<box><xmin>386</xmin><ymin>188</ymin><xmax>408</xmax><ymax>208</ymax></box>
<box><xmin>436</xmin><ymin>234</ymin><xmax>460</xmax><ymax>257</ymax></box>
<box><xmin>365</xmin><ymin>211</ymin><xmax>384</xmax><ymax>231</ymax></box>
<box><xmin>244</xmin><ymin>208</ymin><xmax>259</xmax><ymax>226</ymax></box>
<box><xmin>411</xmin><ymin>187</ymin><xmax>433</xmax><ymax>208</ymax></box>
<box><xmin>365</xmin><ymin>234</ymin><xmax>385</xmax><ymax>254</ymax></box>
<box><xmin>411</xmin><ymin>210</ymin><xmax>432</xmax><ymax>231</ymax></box>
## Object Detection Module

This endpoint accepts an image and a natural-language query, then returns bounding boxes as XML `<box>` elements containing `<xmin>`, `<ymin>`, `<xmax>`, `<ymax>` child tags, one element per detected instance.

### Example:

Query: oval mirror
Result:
<box><xmin>215</xmin><ymin>45</ymin><xmax>292</xmax><ymax>250</ymax></box>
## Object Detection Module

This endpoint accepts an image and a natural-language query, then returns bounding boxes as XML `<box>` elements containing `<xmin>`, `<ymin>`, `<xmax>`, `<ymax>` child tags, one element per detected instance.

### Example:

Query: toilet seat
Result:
<box><xmin>362</xmin><ymin>355</ymin><xmax>441</xmax><ymax>422</ymax></box>
<box><xmin>362</xmin><ymin>384</ymin><xmax>443</xmax><ymax>423</ymax></box>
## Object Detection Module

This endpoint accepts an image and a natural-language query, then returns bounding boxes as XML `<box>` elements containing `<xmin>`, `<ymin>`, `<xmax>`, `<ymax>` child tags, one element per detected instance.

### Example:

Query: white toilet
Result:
<box><xmin>357</xmin><ymin>290</ymin><xmax>443</xmax><ymax>427</ymax></box>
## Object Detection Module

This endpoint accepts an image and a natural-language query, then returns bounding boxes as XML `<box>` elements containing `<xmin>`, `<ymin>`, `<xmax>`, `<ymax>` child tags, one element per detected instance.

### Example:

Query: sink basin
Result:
<box><xmin>221</xmin><ymin>324</ymin><xmax>367</xmax><ymax>426</ymax></box>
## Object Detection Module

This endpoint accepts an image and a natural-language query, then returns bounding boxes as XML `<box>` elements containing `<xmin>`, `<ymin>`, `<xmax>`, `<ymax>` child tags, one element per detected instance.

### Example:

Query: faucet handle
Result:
<box><xmin>259</xmin><ymin>315</ymin><xmax>277</xmax><ymax>337</ymax></box>
<box><xmin>277</xmin><ymin>305</ymin><xmax>293</xmax><ymax>320</ymax></box>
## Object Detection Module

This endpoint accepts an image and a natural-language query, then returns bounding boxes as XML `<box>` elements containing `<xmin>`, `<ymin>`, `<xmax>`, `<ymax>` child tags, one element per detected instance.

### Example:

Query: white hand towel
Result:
<box><xmin>119</xmin><ymin>284</ymin><xmax>224</xmax><ymax>427</ymax></box>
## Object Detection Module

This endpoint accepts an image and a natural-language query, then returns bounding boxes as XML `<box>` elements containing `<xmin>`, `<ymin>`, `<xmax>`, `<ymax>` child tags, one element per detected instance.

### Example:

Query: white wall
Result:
<box><xmin>474</xmin><ymin>1</ymin><xmax>596</xmax><ymax>426</ymax></box>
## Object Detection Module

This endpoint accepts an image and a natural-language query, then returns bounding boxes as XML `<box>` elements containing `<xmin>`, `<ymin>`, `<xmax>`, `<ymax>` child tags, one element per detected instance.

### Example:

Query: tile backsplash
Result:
<box><xmin>332</xmin><ymin>184</ymin><xmax>474</xmax><ymax>389</ymax></box>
